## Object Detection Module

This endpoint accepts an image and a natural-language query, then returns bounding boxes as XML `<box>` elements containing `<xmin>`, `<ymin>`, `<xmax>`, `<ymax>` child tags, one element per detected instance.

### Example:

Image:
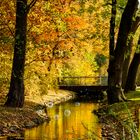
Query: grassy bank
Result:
<box><xmin>96</xmin><ymin>90</ymin><xmax>140</xmax><ymax>140</ymax></box>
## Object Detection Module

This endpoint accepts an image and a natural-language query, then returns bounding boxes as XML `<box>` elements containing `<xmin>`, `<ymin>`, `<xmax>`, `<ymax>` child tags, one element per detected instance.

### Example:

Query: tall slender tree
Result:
<box><xmin>107</xmin><ymin>0</ymin><xmax>138</xmax><ymax>104</ymax></box>
<box><xmin>5</xmin><ymin>0</ymin><xmax>37</xmax><ymax>107</ymax></box>
<box><xmin>107</xmin><ymin>0</ymin><xmax>117</xmax><ymax>104</ymax></box>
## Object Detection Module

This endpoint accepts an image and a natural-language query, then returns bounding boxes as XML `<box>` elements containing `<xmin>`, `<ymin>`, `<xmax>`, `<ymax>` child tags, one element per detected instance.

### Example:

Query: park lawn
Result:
<box><xmin>126</xmin><ymin>88</ymin><xmax>140</xmax><ymax>101</ymax></box>
<box><xmin>106</xmin><ymin>89</ymin><xmax>140</xmax><ymax>114</ymax></box>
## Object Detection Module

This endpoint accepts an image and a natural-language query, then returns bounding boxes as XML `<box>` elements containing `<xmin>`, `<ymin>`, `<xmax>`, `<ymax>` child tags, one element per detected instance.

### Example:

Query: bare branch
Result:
<box><xmin>0</xmin><ymin>21</ymin><xmax>14</xmax><ymax>37</ymax></box>
<box><xmin>6</xmin><ymin>23</ymin><xmax>14</xmax><ymax>37</ymax></box>
<box><xmin>27</xmin><ymin>0</ymin><xmax>38</xmax><ymax>13</ymax></box>
<box><xmin>27</xmin><ymin>18</ymin><xmax>34</xmax><ymax>32</ymax></box>
<box><xmin>25</xmin><ymin>58</ymin><xmax>38</xmax><ymax>66</ymax></box>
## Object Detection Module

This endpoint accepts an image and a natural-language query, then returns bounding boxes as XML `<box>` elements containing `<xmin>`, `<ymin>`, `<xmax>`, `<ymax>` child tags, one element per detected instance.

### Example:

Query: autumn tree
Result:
<box><xmin>5</xmin><ymin>0</ymin><xmax>37</xmax><ymax>107</ymax></box>
<box><xmin>0</xmin><ymin>0</ymin><xmax>110</xmax><ymax>100</ymax></box>
<box><xmin>25</xmin><ymin>0</ymin><xmax>108</xmax><ymax>89</ymax></box>
<box><xmin>107</xmin><ymin>0</ymin><xmax>138</xmax><ymax>104</ymax></box>
<box><xmin>0</xmin><ymin>1</ymin><xmax>15</xmax><ymax>98</ymax></box>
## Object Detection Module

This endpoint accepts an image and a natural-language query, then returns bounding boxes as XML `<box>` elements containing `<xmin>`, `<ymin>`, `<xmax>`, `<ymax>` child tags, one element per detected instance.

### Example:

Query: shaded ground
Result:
<box><xmin>1</xmin><ymin>88</ymin><xmax>140</xmax><ymax>139</ymax></box>
<box><xmin>0</xmin><ymin>90</ymin><xmax>74</xmax><ymax>137</ymax></box>
<box><xmin>0</xmin><ymin>102</ymin><xmax>49</xmax><ymax>138</ymax></box>
<box><xmin>96</xmin><ymin>90</ymin><xmax>140</xmax><ymax>140</ymax></box>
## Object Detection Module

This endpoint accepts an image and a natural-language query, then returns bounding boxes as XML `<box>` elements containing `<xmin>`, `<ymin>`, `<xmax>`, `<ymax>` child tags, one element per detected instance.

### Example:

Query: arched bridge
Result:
<box><xmin>58</xmin><ymin>76</ymin><xmax>108</xmax><ymax>93</ymax></box>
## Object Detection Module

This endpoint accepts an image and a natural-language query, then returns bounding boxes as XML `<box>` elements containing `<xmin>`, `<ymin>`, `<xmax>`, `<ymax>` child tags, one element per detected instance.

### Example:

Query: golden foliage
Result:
<box><xmin>0</xmin><ymin>0</ymin><xmax>109</xmax><ymax>97</ymax></box>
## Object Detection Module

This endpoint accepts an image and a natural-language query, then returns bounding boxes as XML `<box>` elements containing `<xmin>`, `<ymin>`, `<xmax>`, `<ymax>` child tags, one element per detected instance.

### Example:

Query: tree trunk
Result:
<box><xmin>122</xmin><ymin>54</ymin><xmax>131</xmax><ymax>89</ymax></box>
<box><xmin>107</xmin><ymin>0</ymin><xmax>117</xmax><ymax>104</ymax></box>
<box><xmin>122</xmin><ymin>16</ymin><xmax>140</xmax><ymax>88</ymax></box>
<box><xmin>124</xmin><ymin>36</ymin><xmax>140</xmax><ymax>92</ymax></box>
<box><xmin>5</xmin><ymin>0</ymin><xmax>27</xmax><ymax>107</ymax></box>
<box><xmin>107</xmin><ymin>0</ymin><xmax>138</xmax><ymax>104</ymax></box>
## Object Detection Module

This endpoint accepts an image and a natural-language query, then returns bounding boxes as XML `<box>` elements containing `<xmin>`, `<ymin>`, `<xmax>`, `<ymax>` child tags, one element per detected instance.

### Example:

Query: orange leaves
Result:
<box><xmin>26</xmin><ymin>0</ymin><xmax>109</xmax><ymax>78</ymax></box>
<box><xmin>0</xmin><ymin>0</ymin><xmax>15</xmax><ymax>36</ymax></box>
<box><xmin>64</xmin><ymin>16</ymin><xmax>88</xmax><ymax>30</ymax></box>
<box><xmin>30</xmin><ymin>31</ymin><xmax>59</xmax><ymax>48</ymax></box>
<box><xmin>47</xmin><ymin>31</ymin><xmax>59</xmax><ymax>41</ymax></box>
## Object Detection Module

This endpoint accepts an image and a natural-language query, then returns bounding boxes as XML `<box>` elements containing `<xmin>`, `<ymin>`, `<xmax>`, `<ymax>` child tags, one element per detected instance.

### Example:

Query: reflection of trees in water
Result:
<box><xmin>25</xmin><ymin>102</ymin><xmax>101</xmax><ymax>139</ymax></box>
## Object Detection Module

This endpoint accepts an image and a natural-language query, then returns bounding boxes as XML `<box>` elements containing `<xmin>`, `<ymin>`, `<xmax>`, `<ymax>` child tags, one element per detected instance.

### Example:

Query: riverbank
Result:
<box><xmin>0</xmin><ymin>90</ymin><xmax>74</xmax><ymax>138</ymax></box>
<box><xmin>96</xmin><ymin>90</ymin><xmax>140</xmax><ymax>140</ymax></box>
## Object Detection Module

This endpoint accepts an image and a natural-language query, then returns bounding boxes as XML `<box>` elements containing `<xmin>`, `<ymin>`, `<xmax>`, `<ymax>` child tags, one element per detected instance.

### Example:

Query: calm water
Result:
<box><xmin>25</xmin><ymin>101</ymin><xmax>101</xmax><ymax>140</ymax></box>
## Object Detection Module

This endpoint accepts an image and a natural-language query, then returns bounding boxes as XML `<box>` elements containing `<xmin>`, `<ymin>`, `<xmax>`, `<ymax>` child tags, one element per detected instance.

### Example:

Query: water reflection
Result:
<box><xmin>25</xmin><ymin>102</ymin><xmax>101</xmax><ymax>140</ymax></box>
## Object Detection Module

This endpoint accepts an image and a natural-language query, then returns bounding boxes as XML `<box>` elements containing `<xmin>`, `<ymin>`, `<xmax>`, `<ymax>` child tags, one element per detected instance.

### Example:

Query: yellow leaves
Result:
<box><xmin>39</xmin><ymin>31</ymin><xmax>58</xmax><ymax>42</ymax></box>
<box><xmin>27</xmin><ymin>0</ymin><xmax>109</xmax><ymax>79</ymax></box>
<box><xmin>0</xmin><ymin>0</ymin><xmax>15</xmax><ymax>39</ymax></box>
<box><xmin>63</xmin><ymin>55</ymin><xmax>98</xmax><ymax>77</ymax></box>
<box><xmin>0</xmin><ymin>0</ymin><xmax>111</xmax><ymax>94</ymax></box>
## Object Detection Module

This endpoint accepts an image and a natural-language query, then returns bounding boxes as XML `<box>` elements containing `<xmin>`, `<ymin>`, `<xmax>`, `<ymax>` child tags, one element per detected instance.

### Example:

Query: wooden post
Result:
<box><xmin>99</xmin><ymin>76</ymin><xmax>102</xmax><ymax>85</ymax></box>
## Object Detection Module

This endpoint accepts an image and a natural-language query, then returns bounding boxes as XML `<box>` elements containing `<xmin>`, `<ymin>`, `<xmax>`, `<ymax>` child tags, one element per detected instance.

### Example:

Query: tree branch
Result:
<box><xmin>103</xmin><ymin>2</ymin><xmax>124</xmax><ymax>10</ymax></box>
<box><xmin>130</xmin><ymin>14</ymin><xmax>140</xmax><ymax>34</ymax></box>
<box><xmin>27</xmin><ymin>0</ymin><xmax>38</xmax><ymax>13</ymax></box>
<box><xmin>1</xmin><ymin>21</ymin><xmax>14</xmax><ymax>37</ymax></box>
<box><xmin>6</xmin><ymin>23</ymin><xmax>14</xmax><ymax>37</ymax></box>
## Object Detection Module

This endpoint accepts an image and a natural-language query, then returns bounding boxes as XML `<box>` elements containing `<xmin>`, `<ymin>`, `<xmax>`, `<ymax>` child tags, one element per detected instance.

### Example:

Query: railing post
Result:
<box><xmin>57</xmin><ymin>77</ymin><xmax>60</xmax><ymax>85</ymax></box>
<box><xmin>99</xmin><ymin>75</ymin><xmax>102</xmax><ymax>85</ymax></box>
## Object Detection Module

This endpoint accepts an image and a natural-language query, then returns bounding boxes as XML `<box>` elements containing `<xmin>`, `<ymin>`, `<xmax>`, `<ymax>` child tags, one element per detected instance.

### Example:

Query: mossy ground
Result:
<box><xmin>97</xmin><ymin>89</ymin><xmax>140</xmax><ymax>140</ymax></box>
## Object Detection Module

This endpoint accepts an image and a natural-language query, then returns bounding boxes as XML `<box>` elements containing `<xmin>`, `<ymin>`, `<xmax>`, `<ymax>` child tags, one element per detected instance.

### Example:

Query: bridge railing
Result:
<box><xmin>58</xmin><ymin>76</ymin><xmax>108</xmax><ymax>86</ymax></box>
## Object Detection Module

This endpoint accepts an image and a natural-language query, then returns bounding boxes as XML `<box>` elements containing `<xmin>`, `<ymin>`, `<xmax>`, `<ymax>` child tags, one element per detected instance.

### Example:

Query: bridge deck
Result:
<box><xmin>58</xmin><ymin>76</ymin><xmax>108</xmax><ymax>93</ymax></box>
<box><xmin>59</xmin><ymin>85</ymin><xmax>108</xmax><ymax>92</ymax></box>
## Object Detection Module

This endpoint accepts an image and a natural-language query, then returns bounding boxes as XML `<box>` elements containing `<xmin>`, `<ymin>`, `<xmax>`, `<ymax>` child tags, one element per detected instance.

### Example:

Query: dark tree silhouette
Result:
<box><xmin>5</xmin><ymin>0</ymin><xmax>37</xmax><ymax>107</ymax></box>
<box><xmin>107</xmin><ymin>0</ymin><xmax>138</xmax><ymax>104</ymax></box>
<box><xmin>122</xmin><ymin>15</ymin><xmax>140</xmax><ymax>88</ymax></box>
<box><xmin>124</xmin><ymin>36</ymin><xmax>140</xmax><ymax>92</ymax></box>
<box><xmin>107</xmin><ymin>0</ymin><xmax>117</xmax><ymax>104</ymax></box>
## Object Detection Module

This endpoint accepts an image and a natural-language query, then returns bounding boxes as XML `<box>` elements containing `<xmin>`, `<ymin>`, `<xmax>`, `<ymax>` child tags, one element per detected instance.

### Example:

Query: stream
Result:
<box><xmin>25</xmin><ymin>101</ymin><xmax>101</xmax><ymax>140</ymax></box>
